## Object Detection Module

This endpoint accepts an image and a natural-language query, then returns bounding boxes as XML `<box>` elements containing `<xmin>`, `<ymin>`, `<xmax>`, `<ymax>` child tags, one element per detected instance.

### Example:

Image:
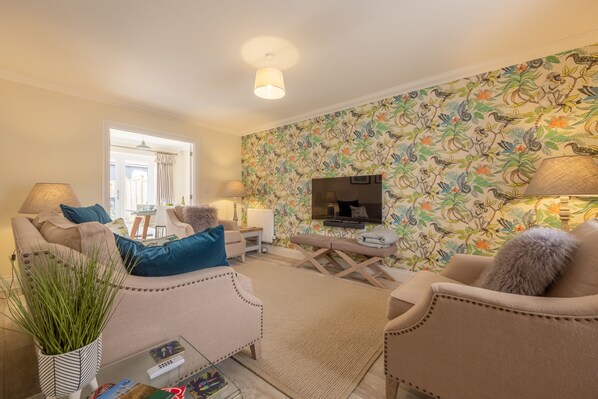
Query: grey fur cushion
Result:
<box><xmin>475</xmin><ymin>227</ymin><xmax>578</xmax><ymax>295</ymax></box>
<box><xmin>182</xmin><ymin>206</ymin><xmax>218</xmax><ymax>233</ymax></box>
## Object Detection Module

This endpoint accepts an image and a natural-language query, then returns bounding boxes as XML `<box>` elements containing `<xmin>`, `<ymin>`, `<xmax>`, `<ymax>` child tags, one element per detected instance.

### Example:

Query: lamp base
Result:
<box><xmin>233</xmin><ymin>201</ymin><xmax>239</xmax><ymax>223</ymax></box>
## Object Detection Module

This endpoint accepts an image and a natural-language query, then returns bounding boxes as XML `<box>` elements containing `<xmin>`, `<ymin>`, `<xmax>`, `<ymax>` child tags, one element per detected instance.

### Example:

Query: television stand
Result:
<box><xmin>323</xmin><ymin>219</ymin><xmax>365</xmax><ymax>229</ymax></box>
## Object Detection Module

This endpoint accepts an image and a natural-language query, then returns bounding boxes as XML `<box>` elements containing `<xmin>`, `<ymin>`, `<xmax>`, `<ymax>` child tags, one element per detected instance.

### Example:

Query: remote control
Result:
<box><xmin>147</xmin><ymin>355</ymin><xmax>185</xmax><ymax>379</ymax></box>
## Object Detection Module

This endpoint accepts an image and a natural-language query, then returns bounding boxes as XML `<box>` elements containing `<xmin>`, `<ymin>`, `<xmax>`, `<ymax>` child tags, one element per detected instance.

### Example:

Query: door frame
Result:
<box><xmin>101</xmin><ymin>120</ymin><xmax>197</xmax><ymax>211</ymax></box>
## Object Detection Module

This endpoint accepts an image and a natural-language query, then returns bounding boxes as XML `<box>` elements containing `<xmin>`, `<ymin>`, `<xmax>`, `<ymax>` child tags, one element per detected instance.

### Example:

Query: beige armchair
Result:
<box><xmin>165</xmin><ymin>207</ymin><xmax>246</xmax><ymax>261</ymax></box>
<box><xmin>385</xmin><ymin>219</ymin><xmax>598</xmax><ymax>399</ymax></box>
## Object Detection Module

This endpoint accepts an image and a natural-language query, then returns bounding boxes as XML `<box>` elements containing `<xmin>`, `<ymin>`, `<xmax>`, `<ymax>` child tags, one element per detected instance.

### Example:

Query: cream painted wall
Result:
<box><xmin>0</xmin><ymin>78</ymin><xmax>241</xmax><ymax>277</ymax></box>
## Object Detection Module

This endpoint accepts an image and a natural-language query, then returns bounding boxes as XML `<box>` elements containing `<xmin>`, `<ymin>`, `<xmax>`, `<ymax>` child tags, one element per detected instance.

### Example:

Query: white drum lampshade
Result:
<box><xmin>254</xmin><ymin>67</ymin><xmax>286</xmax><ymax>100</ymax></box>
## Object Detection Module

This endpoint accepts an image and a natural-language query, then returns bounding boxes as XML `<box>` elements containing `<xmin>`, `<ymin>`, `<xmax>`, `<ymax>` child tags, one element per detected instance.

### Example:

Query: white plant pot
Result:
<box><xmin>36</xmin><ymin>335</ymin><xmax>102</xmax><ymax>399</ymax></box>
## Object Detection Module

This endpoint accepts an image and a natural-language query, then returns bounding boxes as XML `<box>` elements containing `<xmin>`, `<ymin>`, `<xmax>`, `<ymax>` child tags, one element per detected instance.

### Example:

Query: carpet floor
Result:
<box><xmin>233</xmin><ymin>260</ymin><xmax>391</xmax><ymax>399</ymax></box>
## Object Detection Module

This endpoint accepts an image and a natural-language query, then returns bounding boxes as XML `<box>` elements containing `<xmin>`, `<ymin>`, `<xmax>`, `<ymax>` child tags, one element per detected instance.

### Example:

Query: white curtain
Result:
<box><xmin>155</xmin><ymin>152</ymin><xmax>177</xmax><ymax>205</ymax></box>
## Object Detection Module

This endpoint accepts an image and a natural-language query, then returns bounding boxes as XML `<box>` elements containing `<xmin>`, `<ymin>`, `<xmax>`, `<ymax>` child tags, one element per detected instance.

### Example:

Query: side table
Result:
<box><xmin>239</xmin><ymin>227</ymin><xmax>263</xmax><ymax>254</ymax></box>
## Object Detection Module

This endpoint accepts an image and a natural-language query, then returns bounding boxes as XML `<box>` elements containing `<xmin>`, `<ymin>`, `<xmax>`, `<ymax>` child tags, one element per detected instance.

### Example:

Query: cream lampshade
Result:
<box><xmin>223</xmin><ymin>180</ymin><xmax>246</xmax><ymax>223</ymax></box>
<box><xmin>19</xmin><ymin>183</ymin><xmax>81</xmax><ymax>214</ymax></box>
<box><xmin>254</xmin><ymin>67</ymin><xmax>285</xmax><ymax>100</ymax></box>
<box><xmin>524</xmin><ymin>156</ymin><xmax>598</xmax><ymax>231</ymax></box>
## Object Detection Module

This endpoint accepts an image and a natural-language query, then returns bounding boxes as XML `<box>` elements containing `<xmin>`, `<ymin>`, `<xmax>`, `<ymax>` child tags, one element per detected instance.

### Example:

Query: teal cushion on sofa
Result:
<box><xmin>60</xmin><ymin>203</ymin><xmax>112</xmax><ymax>224</ymax></box>
<box><xmin>114</xmin><ymin>225</ymin><xmax>229</xmax><ymax>277</ymax></box>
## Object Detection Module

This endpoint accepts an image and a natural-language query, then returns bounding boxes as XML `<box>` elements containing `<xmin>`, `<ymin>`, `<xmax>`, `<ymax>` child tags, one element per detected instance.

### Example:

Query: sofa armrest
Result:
<box><xmin>103</xmin><ymin>266</ymin><xmax>262</xmax><ymax>365</ymax></box>
<box><xmin>439</xmin><ymin>254</ymin><xmax>493</xmax><ymax>284</ymax></box>
<box><xmin>219</xmin><ymin>219</ymin><xmax>239</xmax><ymax>231</ymax></box>
<box><xmin>384</xmin><ymin>283</ymin><xmax>598</xmax><ymax>398</ymax></box>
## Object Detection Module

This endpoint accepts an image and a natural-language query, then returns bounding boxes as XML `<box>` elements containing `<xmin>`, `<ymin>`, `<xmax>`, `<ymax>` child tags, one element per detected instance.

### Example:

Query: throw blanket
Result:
<box><xmin>357</xmin><ymin>228</ymin><xmax>398</xmax><ymax>248</ymax></box>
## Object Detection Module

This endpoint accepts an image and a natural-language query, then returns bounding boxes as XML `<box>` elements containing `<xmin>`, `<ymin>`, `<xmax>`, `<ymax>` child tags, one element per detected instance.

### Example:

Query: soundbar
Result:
<box><xmin>323</xmin><ymin>219</ymin><xmax>365</xmax><ymax>229</ymax></box>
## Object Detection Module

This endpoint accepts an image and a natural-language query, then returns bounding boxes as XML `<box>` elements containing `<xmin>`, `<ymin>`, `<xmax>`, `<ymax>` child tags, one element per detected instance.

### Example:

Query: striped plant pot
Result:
<box><xmin>36</xmin><ymin>335</ymin><xmax>102</xmax><ymax>398</ymax></box>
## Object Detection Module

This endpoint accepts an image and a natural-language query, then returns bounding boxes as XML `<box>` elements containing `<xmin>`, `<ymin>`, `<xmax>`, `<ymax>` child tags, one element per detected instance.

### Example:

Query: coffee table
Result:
<box><xmin>86</xmin><ymin>336</ymin><xmax>241</xmax><ymax>399</ymax></box>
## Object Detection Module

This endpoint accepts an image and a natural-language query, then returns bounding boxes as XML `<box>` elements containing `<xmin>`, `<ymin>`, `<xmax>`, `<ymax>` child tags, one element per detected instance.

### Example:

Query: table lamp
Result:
<box><xmin>19</xmin><ymin>183</ymin><xmax>81</xmax><ymax>214</ymax></box>
<box><xmin>325</xmin><ymin>191</ymin><xmax>337</xmax><ymax>217</ymax></box>
<box><xmin>223</xmin><ymin>180</ymin><xmax>246</xmax><ymax>223</ymax></box>
<box><xmin>524</xmin><ymin>156</ymin><xmax>598</xmax><ymax>231</ymax></box>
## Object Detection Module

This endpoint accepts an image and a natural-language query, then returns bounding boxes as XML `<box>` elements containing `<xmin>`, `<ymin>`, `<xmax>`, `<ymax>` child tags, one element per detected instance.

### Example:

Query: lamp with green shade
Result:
<box><xmin>524</xmin><ymin>156</ymin><xmax>598</xmax><ymax>231</ymax></box>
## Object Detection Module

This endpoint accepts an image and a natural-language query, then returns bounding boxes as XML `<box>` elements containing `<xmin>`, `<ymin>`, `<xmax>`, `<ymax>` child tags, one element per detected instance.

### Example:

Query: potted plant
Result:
<box><xmin>1</xmin><ymin>247</ymin><xmax>127</xmax><ymax>399</ymax></box>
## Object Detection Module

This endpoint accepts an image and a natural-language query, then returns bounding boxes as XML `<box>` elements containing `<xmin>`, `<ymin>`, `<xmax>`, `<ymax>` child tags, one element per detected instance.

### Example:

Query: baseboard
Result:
<box><xmin>263</xmin><ymin>244</ymin><xmax>304</xmax><ymax>259</ymax></box>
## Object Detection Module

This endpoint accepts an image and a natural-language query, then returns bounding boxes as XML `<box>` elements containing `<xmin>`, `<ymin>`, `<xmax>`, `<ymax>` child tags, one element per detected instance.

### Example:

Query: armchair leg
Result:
<box><xmin>386</xmin><ymin>376</ymin><xmax>399</xmax><ymax>399</ymax></box>
<box><xmin>241</xmin><ymin>254</ymin><xmax>246</xmax><ymax>262</ymax></box>
<box><xmin>250</xmin><ymin>341</ymin><xmax>261</xmax><ymax>360</ymax></box>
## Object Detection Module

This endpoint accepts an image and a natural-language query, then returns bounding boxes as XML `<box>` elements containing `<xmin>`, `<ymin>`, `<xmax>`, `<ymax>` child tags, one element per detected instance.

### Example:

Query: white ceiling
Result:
<box><xmin>1</xmin><ymin>0</ymin><xmax>597</xmax><ymax>136</ymax></box>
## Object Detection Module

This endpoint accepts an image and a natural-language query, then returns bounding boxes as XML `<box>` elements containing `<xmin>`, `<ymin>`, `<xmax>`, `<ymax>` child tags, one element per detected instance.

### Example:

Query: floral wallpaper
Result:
<box><xmin>241</xmin><ymin>44</ymin><xmax>598</xmax><ymax>272</ymax></box>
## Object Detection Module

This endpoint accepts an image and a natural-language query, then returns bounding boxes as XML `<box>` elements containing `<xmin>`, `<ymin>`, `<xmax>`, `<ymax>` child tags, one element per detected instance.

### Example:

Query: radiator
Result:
<box><xmin>247</xmin><ymin>208</ymin><xmax>275</xmax><ymax>243</ymax></box>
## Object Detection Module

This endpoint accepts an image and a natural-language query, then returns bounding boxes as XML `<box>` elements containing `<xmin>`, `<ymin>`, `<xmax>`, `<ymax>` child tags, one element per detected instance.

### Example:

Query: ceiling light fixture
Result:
<box><xmin>136</xmin><ymin>136</ymin><xmax>151</xmax><ymax>149</ymax></box>
<box><xmin>254</xmin><ymin>53</ymin><xmax>285</xmax><ymax>100</ymax></box>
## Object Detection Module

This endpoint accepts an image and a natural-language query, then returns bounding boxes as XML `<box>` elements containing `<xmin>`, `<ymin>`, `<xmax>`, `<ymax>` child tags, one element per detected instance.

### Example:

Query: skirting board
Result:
<box><xmin>263</xmin><ymin>244</ymin><xmax>416</xmax><ymax>282</ymax></box>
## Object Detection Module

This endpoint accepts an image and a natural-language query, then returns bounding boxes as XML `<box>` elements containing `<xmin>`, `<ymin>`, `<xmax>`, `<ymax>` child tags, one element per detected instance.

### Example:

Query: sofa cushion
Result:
<box><xmin>60</xmin><ymin>203</ymin><xmax>112</xmax><ymax>224</ymax></box>
<box><xmin>114</xmin><ymin>225</ymin><xmax>229</xmax><ymax>277</ymax></box>
<box><xmin>546</xmin><ymin>219</ymin><xmax>598</xmax><ymax>297</ymax></box>
<box><xmin>475</xmin><ymin>227</ymin><xmax>578</xmax><ymax>296</ymax></box>
<box><xmin>105</xmin><ymin>217</ymin><xmax>129</xmax><ymax>236</ymax></box>
<box><xmin>182</xmin><ymin>206</ymin><xmax>218</xmax><ymax>233</ymax></box>
<box><xmin>387</xmin><ymin>271</ymin><xmax>461</xmax><ymax>320</ymax></box>
<box><xmin>337</xmin><ymin>199</ymin><xmax>359</xmax><ymax>217</ymax></box>
<box><xmin>39</xmin><ymin>216</ymin><xmax>125</xmax><ymax>271</ymax></box>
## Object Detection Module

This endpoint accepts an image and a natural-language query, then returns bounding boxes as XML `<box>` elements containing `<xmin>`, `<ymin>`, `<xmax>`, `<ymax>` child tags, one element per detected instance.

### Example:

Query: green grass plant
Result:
<box><xmin>1</xmin><ymin>247</ymin><xmax>127</xmax><ymax>355</ymax></box>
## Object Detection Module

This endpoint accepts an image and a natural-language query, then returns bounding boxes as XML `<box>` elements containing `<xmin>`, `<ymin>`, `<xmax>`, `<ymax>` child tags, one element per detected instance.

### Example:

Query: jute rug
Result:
<box><xmin>232</xmin><ymin>259</ymin><xmax>390</xmax><ymax>399</ymax></box>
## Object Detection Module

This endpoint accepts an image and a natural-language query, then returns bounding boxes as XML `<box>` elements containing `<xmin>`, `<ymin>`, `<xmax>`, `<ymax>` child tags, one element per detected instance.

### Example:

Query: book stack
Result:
<box><xmin>88</xmin><ymin>379</ymin><xmax>186</xmax><ymax>399</ymax></box>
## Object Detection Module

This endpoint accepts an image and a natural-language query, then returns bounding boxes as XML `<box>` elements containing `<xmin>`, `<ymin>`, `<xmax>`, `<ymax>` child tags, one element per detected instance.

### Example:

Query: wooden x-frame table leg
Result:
<box><xmin>333</xmin><ymin>250</ymin><xmax>389</xmax><ymax>288</ymax></box>
<box><xmin>293</xmin><ymin>246</ymin><xmax>331</xmax><ymax>275</ymax></box>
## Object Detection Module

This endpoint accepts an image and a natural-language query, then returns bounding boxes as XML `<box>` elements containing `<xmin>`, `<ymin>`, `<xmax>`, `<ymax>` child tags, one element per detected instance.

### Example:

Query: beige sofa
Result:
<box><xmin>11</xmin><ymin>216</ymin><xmax>262</xmax><ymax>366</ymax></box>
<box><xmin>385</xmin><ymin>219</ymin><xmax>598</xmax><ymax>399</ymax></box>
<box><xmin>165</xmin><ymin>207</ymin><xmax>246</xmax><ymax>261</ymax></box>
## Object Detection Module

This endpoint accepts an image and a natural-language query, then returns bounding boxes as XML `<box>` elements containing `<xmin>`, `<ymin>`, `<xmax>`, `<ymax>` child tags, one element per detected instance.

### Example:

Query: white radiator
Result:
<box><xmin>247</xmin><ymin>208</ymin><xmax>275</xmax><ymax>243</ymax></box>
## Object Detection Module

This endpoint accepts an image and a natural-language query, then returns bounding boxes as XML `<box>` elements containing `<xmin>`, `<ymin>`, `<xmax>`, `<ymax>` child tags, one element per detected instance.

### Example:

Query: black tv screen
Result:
<box><xmin>312</xmin><ymin>175</ymin><xmax>383</xmax><ymax>224</ymax></box>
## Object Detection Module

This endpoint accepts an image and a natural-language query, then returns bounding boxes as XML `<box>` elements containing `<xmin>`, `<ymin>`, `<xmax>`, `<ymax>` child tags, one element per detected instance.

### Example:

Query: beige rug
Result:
<box><xmin>233</xmin><ymin>259</ymin><xmax>390</xmax><ymax>399</ymax></box>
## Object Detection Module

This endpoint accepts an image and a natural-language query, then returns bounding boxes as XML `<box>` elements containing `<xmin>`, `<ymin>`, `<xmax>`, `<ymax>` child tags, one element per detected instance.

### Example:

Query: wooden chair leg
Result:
<box><xmin>130</xmin><ymin>216</ymin><xmax>142</xmax><ymax>238</ymax></box>
<box><xmin>386</xmin><ymin>376</ymin><xmax>400</xmax><ymax>399</ymax></box>
<box><xmin>250</xmin><ymin>341</ymin><xmax>262</xmax><ymax>360</ymax></box>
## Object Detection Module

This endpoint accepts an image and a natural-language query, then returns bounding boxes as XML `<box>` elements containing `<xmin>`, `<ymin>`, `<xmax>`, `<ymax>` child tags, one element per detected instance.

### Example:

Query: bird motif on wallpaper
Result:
<box><xmin>456</xmin><ymin>172</ymin><xmax>472</xmax><ymax>193</ymax></box>
<box><xmin>387</xmin><ymin>131</ymin><xmax>406</xmax><ymax>141</ymax></box>
<box><xmin>489</xmin><ymin>112</ymin><xmax>522</xmax><ymax>127</ymax></box>
<box><xmin>431</xmin><ymin>155</ymin><xmax>454</xmax><ymax>170</ymax></box>
<box><xmin>579</xmin><ymin>86</ymin><xmax>598</xmax><ymax>101</ymax></box>
<box><xmin>457</xmin><ymin>101</ymin><xmax>472</xmax><ymax>122</ymax></box>
<box><xmin>405</xmin><ymin>207</ymin><xmax>418</xmax><ymax>226</ymax></box>
<box><xmin>488</xmin><ymin>188</ymin><xmax>520</xmax><ymax>204</ymax></box>
<box><xmin>431</xmin><ymin>88</ymin><xmax>456</xmax><ymax>101</ymax></box>
<box><xmin>566</xmin><ymin>53</ymin><xmax>598</xmax><ymax>68</ymax></box>
<box><xmin>522</xmin><ymin>128</ymin><xmax>542</xmax><ymax>152</ymax></box>
<box><xmin>430</xmin><ymin>222</ymin><xmax>454</xmax><ymax>238</ymax></box>
<box><xmin>565</xmin><ymin>143</ymin><xmax>598</xmax><ymax>156</ymax></box>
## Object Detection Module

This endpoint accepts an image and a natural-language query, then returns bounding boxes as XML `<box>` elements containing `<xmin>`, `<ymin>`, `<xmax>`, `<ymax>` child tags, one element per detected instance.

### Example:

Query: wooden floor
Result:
<box><xmin>1</xmin><ymin>252</ymin><xmax>429</xmax><ymax>399</ymax></box>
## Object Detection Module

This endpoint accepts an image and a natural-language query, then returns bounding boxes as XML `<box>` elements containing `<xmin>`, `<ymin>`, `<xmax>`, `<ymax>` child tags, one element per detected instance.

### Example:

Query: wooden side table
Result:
<box><xmin>239</xmin><ymin>227</ymin><xmax>263</xmax><ymax>254</ymax></box>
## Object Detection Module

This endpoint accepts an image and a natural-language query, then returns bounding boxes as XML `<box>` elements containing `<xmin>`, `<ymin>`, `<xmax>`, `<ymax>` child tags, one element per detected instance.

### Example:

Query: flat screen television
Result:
<box><xmin>312</xmin><ymin>175</ymin><xmax>383</xmax><ymax>224</ymax></box>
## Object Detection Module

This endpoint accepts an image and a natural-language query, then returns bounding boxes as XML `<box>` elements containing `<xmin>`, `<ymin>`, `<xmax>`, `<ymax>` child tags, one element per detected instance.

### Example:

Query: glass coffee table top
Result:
<box><xmin>88</xmin><ymin>336</ymin><xmax>241</xmax><ymax>399</ymax></box>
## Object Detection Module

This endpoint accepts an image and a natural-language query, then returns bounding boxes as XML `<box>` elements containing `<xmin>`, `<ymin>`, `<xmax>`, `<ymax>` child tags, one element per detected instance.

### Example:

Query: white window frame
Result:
<box><xmin>101</xmin><ymin>121</ymin><xmax>197</xmax><ymax>212</ymax></box>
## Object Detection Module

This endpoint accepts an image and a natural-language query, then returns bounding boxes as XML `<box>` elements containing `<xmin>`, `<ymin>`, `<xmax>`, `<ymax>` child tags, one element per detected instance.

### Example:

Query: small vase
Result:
<box><xmin>36</xmin><ymin>335</ymin><xmax>102</xmax><ymax>399</ymax></box>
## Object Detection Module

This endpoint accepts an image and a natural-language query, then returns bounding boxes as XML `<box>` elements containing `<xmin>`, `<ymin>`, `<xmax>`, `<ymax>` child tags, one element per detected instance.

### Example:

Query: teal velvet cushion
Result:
<box><xmin>60</xmin><ymin>203</ymin><xmax>112</xmax><ymax>224</ymax></box>
<box><xmin>114</xmin><ymin>225</ymin><xmax>229</xmax><ymax>277</ymax></box>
